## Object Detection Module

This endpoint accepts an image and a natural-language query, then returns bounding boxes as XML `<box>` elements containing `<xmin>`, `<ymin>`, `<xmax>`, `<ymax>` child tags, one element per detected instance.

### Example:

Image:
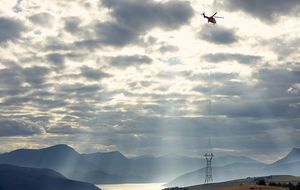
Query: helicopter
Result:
<box><xmin>202</xmin><ymin>12</ymin><xmax>224</xmax><ymax>24</ymax></box>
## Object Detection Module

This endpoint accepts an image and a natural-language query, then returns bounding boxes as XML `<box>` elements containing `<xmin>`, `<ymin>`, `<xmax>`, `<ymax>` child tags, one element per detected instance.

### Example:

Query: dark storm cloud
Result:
<box><xmin>203</xmin><ymin>53</ymin><xmax>262</xmax><ymax>64</ymax></box>
<box><xmin>75</xmin><ymin>0</ymin><xmax>194</xmax><ymax>48</ymax></box>
<box><xmin>223</xmin><ymin>0</ymin><xmax>300</xmax><ymax>23</ymax></box>
<box><xmin>0</xmin><ymin>17</ymin><xmax>24</xmax><ymax>43</ymax></box>
<box><xmin>0</xmin><ymin>119</ymin><xmax>45</xmax><ymax>137</ymax></box>
<box><xmin>80</xmin><ymin>66</ymin><xmax>111</xmax><ymax>80</ymax></box>
<box><xmin>199</xmin><ymin>25</ymin><xmax>238</xmax><ymax>44</ymax></box>
<box><xmin>29</xmin><ymin>12</ymin><xmax>53</xmax><ymax>26</ymax></box>
<box><xmin>109</xmin><ymin>55</ymin><xmax>152</xmax><ymax>67</ymax></box>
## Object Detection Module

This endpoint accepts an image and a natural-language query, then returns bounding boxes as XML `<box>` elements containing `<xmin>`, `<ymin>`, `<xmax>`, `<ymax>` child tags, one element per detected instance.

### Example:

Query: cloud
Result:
<box><xmin>208</xmin><ymin>98</ymin><xmax>300</xmax><ymax>118</ymax></box>
<box><xmin>47</xmin><ymin>125</ymin><xmax>89</xmax><ymax>135</ymax></box>
<box><xmin>23</xmin><ymin>66</ymin><xmax>51</xmax><ymax>88</ymax></box>
<box><xmin>199</xmin><ymin>25</ymin><xmax>238</xmax><ymax>44</ymax></box>
<box><xmin>202</xmin><ymin>53</ymin><xmax>262</xmax><ymax>64</ymax></box>
<box><xmin>0</xmin><ymin>17</ymin><xmax>24</xmax><ymax>43</ymax></box>
<box><xmin>287</xmin><ymin>83</ymin><xmax>300</xmax><ymax>95</ymax></box>
<box><xmin>0</xmin><ymin>119</ymin><xmax>45</xmax><ymax>137</ymax></box>
<box><xmin>75</xmin><ymin>0</ymin><xmax>193</xmax><ymax>48</ymax></box>
<box><xmin>101</xmin><ymin>0</ymin><xmax>194</xmax><ymax>30</ymax></box>
<box><xmin>29</xmin><ymin>12</ymin><xmax>54</xmax><ymax>27</ymax></box>
<box><xmin>261</xmin><ymin>38</ymin><xmax>300</xmax><ymax>60</ymax></box>
<box><xmin>47</xmin><ymin>53</ymin><xmax>65</xmax><ymax>68</ymax></box>
<box><xmin>94</xmin><ymin>22</ymin><xmax>139</xmax><ymax>47</ymax></box>
<box><xmin>158</xmin><ymin>45</ymin><xmax>179</xmax><ymax>53</ymax></box>
<box><xmin>46</xmin><ymin>53</ymin><xmax>85</xmax><ymax>70</ymax></box>
<box><xmin>223</xmin><ymin>0</ymin><xmax>300</xmax><ymax>23</ymax></box>
<box><xmin>13</xmin><ymin>0</ymin><xmax>24</xmax><ymax>13</ymax></box>
<box><xmin>109</xmin><ymin>55</ymin><xmax>152</xmax><ymax>67</ymax></box>
<box><xmin>196</xmin><ymin>66</ymin><xmax>300</xmax><ymax>118</ymax></box>
<box><xmin>193</xmin><ymin>81</ymin><xmax>249</xmax><ymax>96</ymax></box>
<box><xmin>0</xmin><ymin>0</ymin><xmax>299</xmax><ymax>160</ymax></box>
<box><xmin>0</xmin><ymin>65</ymin><xmax>50</xmax><ymax>91</ymax></box>
<box><xmin>64</xmin><ymin>16</ymin><xmax>81</xmax><ymax>34</ymax></box>
<box><xmin>80</xmin><ymin>66</ymin><xmax>111</xmax><ymax>80</ymax></box>
<box><xmin>57</xmin><ymin>83</ymin><xmax>102</xmax><ymax>96</ymax></box>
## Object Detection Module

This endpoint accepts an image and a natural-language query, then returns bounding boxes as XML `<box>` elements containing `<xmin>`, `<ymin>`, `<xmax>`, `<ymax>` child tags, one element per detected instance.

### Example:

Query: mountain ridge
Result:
<box><xmin>167</xmin><ymin>148</ymin><xmax>300</xmax><ymax>187</ymax></box>
<box><xmin>0</xmin><ymin>164</ymin><xmax>100</xmax><ymax>190</ymax></box>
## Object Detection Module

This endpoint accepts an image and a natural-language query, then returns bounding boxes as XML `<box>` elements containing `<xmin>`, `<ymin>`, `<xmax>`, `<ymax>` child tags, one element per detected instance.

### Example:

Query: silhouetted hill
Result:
<box><xmin>0</xmin><ymin>164</ymin><xmax>100</xmax><ymax>190</ymax></box>
<box><xmin>0</xmin><ymin>144</ymin><xmax>129</xmax><ymax>184</ymax></box>
<box><xmin>0</xmin><ymin>144</ymin><xmax>94</xmax><ymax>177</ymax></box>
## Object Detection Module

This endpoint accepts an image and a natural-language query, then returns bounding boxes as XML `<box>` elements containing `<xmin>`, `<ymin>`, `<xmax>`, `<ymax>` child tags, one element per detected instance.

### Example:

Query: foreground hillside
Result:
<box><xmin>0</xmin><ymin>164</ymin><xmax>100</xmax><ymax>190</ymax></box>
<box><xmin>185</xmin><ymin>175</ymin><xmax>300</xmax><ymax>190</ymax></box>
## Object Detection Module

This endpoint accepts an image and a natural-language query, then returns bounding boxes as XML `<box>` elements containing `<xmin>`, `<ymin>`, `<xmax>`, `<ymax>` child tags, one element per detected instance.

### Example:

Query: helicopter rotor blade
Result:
<box><xmin>212</xmin><ymin>12</ymin><xmax>217</xmax><ymax>17</ymax></box>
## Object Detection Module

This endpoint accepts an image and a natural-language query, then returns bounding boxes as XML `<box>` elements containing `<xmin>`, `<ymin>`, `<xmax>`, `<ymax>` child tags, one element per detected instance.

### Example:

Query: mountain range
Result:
<box><xmin>0</xmin><ymin>144</ymin><xmax>262</xmax><ymax>184</ymax></box>
<box><xmin>168</xmin><ymin>148</ymin><xmax>300</xmax><ymax>187</ymax></box>
<box><xmin>0</xmin><ymin>144</ymin><xmax>299</xmax><ymax>186</ymax></box>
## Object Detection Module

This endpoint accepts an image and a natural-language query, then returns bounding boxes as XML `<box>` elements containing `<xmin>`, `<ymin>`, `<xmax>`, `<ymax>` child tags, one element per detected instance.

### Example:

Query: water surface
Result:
<box><xmin>97</xmin><ymin>183</ymin><xmax>165</xmax><ymax>190</ymax></box>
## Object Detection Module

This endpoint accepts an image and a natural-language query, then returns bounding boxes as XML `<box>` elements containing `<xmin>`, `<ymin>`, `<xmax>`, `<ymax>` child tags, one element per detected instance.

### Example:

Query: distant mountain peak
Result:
<box><xmin>94</xmin><ymin>151</ymin><xmax>127</xmax><ymax>159</ymax></box>
<box><xmin>284</xmin><ymin>147</ymin><xmax>300</xmax><ymax>160</ymax></box>
<box><xmin>289</xmin><ymin>147</ymin><xmax>300</xmax><ymax>154</ymax></box>
<box><xmin>41</xmin><ymin>144</ymin><xmax>77</xmax><ymax>152</ymax></box>
<box><xmin>271</xmin><ymin>147</ymin><xmax>300</xmax><ymax>166</ymax></box>
<box><xmin>46</xmin><ymin>144</ymin><xmax>73</xmax><ymax>149</ymax></box>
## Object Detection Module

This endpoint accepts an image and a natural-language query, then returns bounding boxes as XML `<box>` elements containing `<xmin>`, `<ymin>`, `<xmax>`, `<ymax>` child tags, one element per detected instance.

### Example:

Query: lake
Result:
<box><xmin>97</xmin><ymin>183</ymin><xmax>165</xmax><ymax>190</ymax></box>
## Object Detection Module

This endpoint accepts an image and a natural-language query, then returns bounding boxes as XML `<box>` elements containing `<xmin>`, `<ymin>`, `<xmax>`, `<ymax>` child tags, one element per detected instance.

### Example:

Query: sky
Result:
<box><xmin>0</xmin><ymin>0</ymin><xmax>299</xmax><ymax>163</ymax></box>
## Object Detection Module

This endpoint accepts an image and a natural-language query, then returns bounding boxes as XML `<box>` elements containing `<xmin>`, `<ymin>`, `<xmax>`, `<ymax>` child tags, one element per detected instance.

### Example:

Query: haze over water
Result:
<box><xmin>98</xmin><ymin>183</ymin><xmax>165</xmax><ymax>190</ymax></box>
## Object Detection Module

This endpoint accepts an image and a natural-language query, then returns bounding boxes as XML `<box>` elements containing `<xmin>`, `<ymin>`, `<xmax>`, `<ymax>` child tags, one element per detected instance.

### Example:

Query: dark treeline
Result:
<box><xmin>162</xmin><ymin>187</ymin><xmax>187</xmax><ymax>190</ymax></box>
<box><xmin>268</xmin><ymin>182</ymin><xmax>300</xmax><ymax>190</ymax></box>
<box><xmin>256</xmin><ymin>179</ymin><xmax>300</xmax><ymax>190</ymax></box>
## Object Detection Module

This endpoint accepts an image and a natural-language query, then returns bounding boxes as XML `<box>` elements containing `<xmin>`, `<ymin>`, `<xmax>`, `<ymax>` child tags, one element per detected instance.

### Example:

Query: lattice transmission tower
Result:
<box><xmin>204</xmin><ymin>152</ymin><xmax>214</xmax><ymax>184</ymax></box>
